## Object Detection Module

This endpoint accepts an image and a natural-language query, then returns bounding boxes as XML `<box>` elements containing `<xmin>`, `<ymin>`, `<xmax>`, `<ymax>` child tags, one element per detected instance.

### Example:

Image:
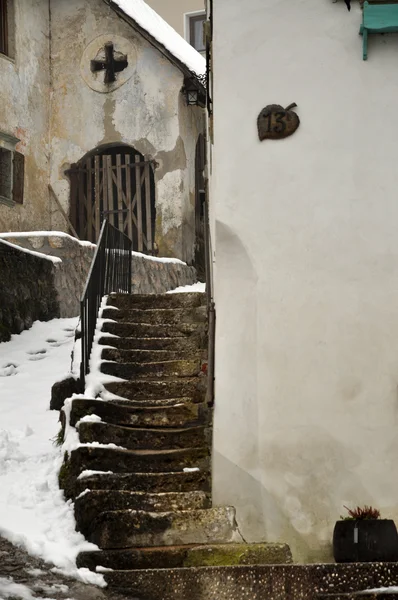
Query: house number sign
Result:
<box><xmin>257</xmin><ymin>103</ymin><xmax>300</xmax><ymax>141</ymax></box>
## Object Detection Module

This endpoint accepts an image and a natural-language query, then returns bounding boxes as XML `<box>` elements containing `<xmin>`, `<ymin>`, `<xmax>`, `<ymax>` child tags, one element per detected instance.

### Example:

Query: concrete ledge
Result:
<box><xmin>103</xmin><ymin>563</ymin><xmax>398</xmax><ymax>600</ymax></box>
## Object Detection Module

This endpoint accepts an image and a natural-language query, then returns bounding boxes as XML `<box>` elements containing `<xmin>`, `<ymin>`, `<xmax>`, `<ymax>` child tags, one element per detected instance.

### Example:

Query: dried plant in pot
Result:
<box><xmin>333</xmin><ymin>505</ymin><xmax>398</xmax><ymax>563</ymax></box>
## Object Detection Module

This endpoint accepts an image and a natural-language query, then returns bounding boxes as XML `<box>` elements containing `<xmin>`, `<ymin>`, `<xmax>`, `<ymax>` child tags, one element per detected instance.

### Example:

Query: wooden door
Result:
<box><xmin>69</xmin><ymin>149</ymin><xmax>155</xmax><ymax>253</ymax></box>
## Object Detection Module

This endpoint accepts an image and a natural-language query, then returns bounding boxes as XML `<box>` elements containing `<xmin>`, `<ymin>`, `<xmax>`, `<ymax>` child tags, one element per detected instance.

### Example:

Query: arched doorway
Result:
<box><xmin>68</xmin><ymin>144</ymin><xmax>156</xmax><ymax>253</ymax></box>
<box><xmin>194</xmin><ymin>134</ymin><xmax>206</xmax><ymax>281</ymax></box>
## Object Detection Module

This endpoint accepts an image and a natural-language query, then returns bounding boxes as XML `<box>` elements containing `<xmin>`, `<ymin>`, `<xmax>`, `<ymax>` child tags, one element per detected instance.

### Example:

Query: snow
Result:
<box><xmin>112</xmin><ymin>0</ymin><xmax>206</xmax><ymax>76</ymax></box>
<box><xmin>0</xmin><ymin>319</ymin><xmax>105</xmax><ymax>587</ymax></box>
<box><xmin>77</xmin><ymin>470</ymin><xmax>114</xmax><ymax>480</ymax></box>
<box><xmin>75</xmin><ymin>414</ymin><xmax>103</xmax><ymax>427</ymax></box>
<box><xmin>365</xmin><ymin>587</ymin><xmax>398</xmax><ymax>594</ymax></box>
<box><xmin>0</xmin><ymin>231</ymin><xmax>95</xmax><ymax>248</ymax></box>
<box><xmin>83</xmin><ymin>297</ymin><xmax>126</xmax><ymax>400</ymax></box>
<box><xmin>0</xmin><ymin>577</ymin><xmax>57</xmax><ymax>600</ymax></box>
<box><xmin>168</xmin><ymin>282</ymin><xmax>206</xmax><ymax>294</ymax></box>
<box><xmin>0</xmin><ymin>238</ymin><xmax>62</xmax><ymax>264</ymax></box>
<box><xmin>75</xmin><ymin>489</ymin><xmax>91</xmax><ymax>501</ymax></box>
<box><xmin>131</xmin><ymin>249</ymin><xmax>186</xmax><ymax>265</ymax></box>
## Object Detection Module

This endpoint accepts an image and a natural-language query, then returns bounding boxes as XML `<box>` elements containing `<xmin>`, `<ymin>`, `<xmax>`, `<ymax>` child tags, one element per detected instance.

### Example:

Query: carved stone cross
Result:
<box><xmin>90</xmin><ymin>42</ymin><xmax>128</xmax><ymax>84</ymax></box>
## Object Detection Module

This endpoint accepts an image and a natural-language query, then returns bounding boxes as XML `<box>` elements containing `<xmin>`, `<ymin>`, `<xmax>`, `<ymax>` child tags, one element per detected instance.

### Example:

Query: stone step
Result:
<box><xmin>99</xmin><ymin>335</ymin><xmax>206</xmax><ymax>352</ymax></box>
<box><xmin>73</xmin><ymin>470</ymin><xmax>211</xmax><ymax>499</ymax></box>
<box><xmin>107</xmin><ymin>292</ymin><xmax>206</xmax><ymax>310</ymax></box>
<box><xmin>99</xmin><ymin>563</ymin><xmax>398</xmax><ymax>600</ymax></box>
<box><xmin>102</xmin><ymin>306</ymin><xmax>207</xmax><ymax>325</ymax></box>
<box><xmin>102</xmin><ymin>347</ymin><xmax>204</xmax><ymax>364</ymax></box>
<box><xmin>102</xmin><ymin>321</ymin><xmax>203</xmax><ymax>339</ymax></box>
<box><xmin>101</xmin><ymin>359</ymin><xmax>202</xmax><ymax>380</ymax></box>
<box><xmin>75</xmin><ymin>490</ymin><xmax>210</xmax><ymax>537</ymax></box>
<box><xmin>70</xmin><ymin>398</ymin><xmax>210</xmax><ymax>429</ymax></box>
<box><xmin>87</xmin><ymin>506</ymin><xmax>242</xmax><ymax>549</ymax></box>
<box><xmin>67</xmin><ymin>446</ymin><xmax>209</xmax><ymax>481</ymax></box>
<box><xmin>104</xmin><ymin>377</ymin><xmax>206</xmax><ymax>402</ymax></box>
<box><xmin>77</xmin><ymin>541</ymin><xmax>292</xmax><ymax>571</ymax></box>
<box><xmin>102</xmin><ymin>396</ymin><xmax>204</xmax><ymax>408</ymax></box>
<box><xmin>78</xmin><ymin>421</ymin><xmax>210</xmax><ymax>451</ymax></box>
<box><xmin>317</xmin><ymin>596</ymin><xmax>398</xmax><ymax>599</ymax></box>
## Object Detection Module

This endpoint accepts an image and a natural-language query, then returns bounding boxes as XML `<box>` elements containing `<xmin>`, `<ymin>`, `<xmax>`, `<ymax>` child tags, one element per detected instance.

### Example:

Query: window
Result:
<box><xmin>186</xmin><ymin>11</ymin><xmax>206</xmax><ymax>54</ymax></box>
<box><xmin>0</xmin><ymin>0</ymin><xmax>15</xmax><ymax>58</ymax></box>
<box><xmin>0</xmin><ymin>0</ymin><xmax>8</xmax><ymax>55</ymax></box>
<box><xmin>0</xmin><ymin>133</ymin><xmax>24</xmax><ymax>206</ymax></box>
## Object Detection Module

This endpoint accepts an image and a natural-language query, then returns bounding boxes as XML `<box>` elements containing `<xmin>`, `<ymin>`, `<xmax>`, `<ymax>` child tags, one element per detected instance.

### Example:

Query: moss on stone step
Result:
<box><xmin>183</xmin><ymin>542</ymin><xmax>292</xmax><ymax>567</ymax></box>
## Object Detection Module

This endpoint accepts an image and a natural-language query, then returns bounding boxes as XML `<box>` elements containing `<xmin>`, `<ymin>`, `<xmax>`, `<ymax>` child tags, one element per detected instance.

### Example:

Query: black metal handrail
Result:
<box><xmin>80</xmin><ymin>220</ymin><xmax>132</xmax><ymax>387</ymax></box>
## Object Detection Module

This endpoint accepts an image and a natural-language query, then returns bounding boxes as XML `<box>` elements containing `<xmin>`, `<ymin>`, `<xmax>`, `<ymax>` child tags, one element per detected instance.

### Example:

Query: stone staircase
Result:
<box><xmin>59</xmin><ymin>291</ymin><xmax>291</xmax><ymax>597</ymax></box>
<box><xmin>57</xmin><ymin>290</ymin><xmax>398</xmax><ymax>599</ymax></box>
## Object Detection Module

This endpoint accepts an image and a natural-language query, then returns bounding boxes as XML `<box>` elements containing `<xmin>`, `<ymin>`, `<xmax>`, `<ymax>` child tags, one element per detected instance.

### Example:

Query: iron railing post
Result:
<box><xmin>79</xmin><ymin>220</ymin><xmax>132</xmax><ymax>392</ymax></box>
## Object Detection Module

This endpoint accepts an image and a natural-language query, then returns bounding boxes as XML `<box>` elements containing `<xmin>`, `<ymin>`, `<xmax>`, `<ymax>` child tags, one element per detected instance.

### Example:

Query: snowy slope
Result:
<box><xmin>111</xmin><ymin>0</ymin><xmax>206</xmax><ymax>76</ymax></box>
<box><xmin>0</xmin><ymin>319</ymin><xmax>103</xmax><ymax>586</ymax></box>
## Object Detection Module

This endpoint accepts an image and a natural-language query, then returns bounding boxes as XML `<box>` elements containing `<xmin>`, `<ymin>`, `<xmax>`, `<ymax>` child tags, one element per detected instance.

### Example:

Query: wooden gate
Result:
<box><xmin>68</xmin><ymin>148</ymin><xmax>155</xmax><ymax>252</ymax></box>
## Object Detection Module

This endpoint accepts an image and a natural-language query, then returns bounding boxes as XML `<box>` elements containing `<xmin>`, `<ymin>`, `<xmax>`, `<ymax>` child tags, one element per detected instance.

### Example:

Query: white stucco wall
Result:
<box><xmin>0</xmin><ymin>0</ymin><xmax>50</xmax><ymax>232</ymax></box>
<box><xmin>145</xmin><ymin>0</ymin><xmax>204</xmax><ymax>38</ymax></box>
<box><xmin>49</xmin><ymin>0</ymin><xmax>204</xmax><ymax>262</ymax></box>
<box><xmin>212</xmin><ymin>0</ymin><xmax>398</xmax><ymax>562</ymax></box>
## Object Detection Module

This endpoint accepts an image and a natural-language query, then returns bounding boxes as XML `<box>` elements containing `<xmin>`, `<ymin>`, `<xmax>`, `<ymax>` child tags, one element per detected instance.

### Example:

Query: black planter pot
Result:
<box><xmin>333</xmin><ymin>519</ymin><xmax>398</xmax><ymax>563</ymax></box>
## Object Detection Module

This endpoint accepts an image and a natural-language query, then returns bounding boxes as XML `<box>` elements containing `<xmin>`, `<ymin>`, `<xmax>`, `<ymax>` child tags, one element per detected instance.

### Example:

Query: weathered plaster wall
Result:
<box><xmin>212</xmin><ymin>0</ymin><xmax>398</xmax><ymax>563</ymax></box>
<box><xmin>0</xmin><ymin>240</ymin><xmax>59</xmax><ymax>342</ymax></box>
<box><xmin>0</xmin><ymin>0</ymin><xmax>50</xmax><ymax>232</ymax></box>
<box><xmin>49</xmin><ymin>0</ymin><xmax>204</xmax><ymax>263</ymax></box>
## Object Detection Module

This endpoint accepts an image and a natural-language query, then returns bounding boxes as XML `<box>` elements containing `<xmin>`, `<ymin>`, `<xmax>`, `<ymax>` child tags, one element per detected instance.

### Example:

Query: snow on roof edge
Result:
<box><xmin>108</xmin><ymin>0</ymin><xmax>206</xmax><ymax>78</ymax></box>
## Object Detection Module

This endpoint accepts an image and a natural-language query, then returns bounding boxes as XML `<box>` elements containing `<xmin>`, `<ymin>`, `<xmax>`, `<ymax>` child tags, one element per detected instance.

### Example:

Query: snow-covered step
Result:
<box><xmin>73</xmin><ymin>470</ymin><xmax>211</xmax><ymax>499</ymax></box>
<box><xmin>101</xmin><ymin>359</ymin><xmax>202</xmax><ymax>379</ymax></box>
<box><xmin>74</xmin><ymin>490</ymin><xmax>210</xmax><ymax>536</ymax></box>
<box><xmin>70</xmin><ymin>398</ymin><xmax>210</xmax><ymax>429</ymax></box>
<box><xmin>104</xmin><ymin>377</ymin><xmax>206</xmax><ymax>402</ymax></box>
<box><xmin>66</xmin><ymin>445</ymin><xmax>209</xmax><ymax>481</ymax></box>
<box><xmin>102</xmin><ymin>306</ymin><xmax>207</xmax><ymax>325</ymax></box>
<box><xmin>107</xmin><ymin>292</ymin><xmax>206</xmax><ymax>310</ymax></box>
<box><xmin>87</xmin><ymin>506</ymin><xmax>242</xmax><ymax>549</ymax></box>
<box><xmin>77</xmin><ymin>542</ymin><xmax>292</xmax><ymax>571</ymax></box>
<box><xmin>78</xmin><ymin>421</ymin><xmax>210</xmax><ymax>451</ymax></box>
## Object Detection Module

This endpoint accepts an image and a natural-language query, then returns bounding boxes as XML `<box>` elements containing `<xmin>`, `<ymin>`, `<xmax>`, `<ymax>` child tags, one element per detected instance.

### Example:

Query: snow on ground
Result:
<box><xmin>0</xmin><ymin>577</ymin><xmax>63</xmax><ymax>600</ymax></box>
<box><xmin>0</xmin><ymin>319</ymin><xmax>104</xmax><ymax>586</ymax></box>
<box><xmin>167</xmin><ymin>282</ymin><xmax>206</xmax><ymax>294</ymax></box>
